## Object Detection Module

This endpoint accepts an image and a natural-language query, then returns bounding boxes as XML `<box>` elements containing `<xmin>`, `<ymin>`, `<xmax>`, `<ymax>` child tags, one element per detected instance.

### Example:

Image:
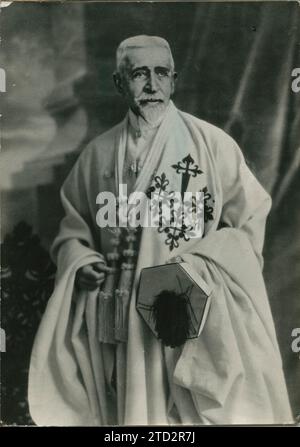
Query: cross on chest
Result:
<box><xmin>172</xmin><ymin>154</ymin><xmax>203</xmax><ymax>196</ymax></box>
<box><xmin>172</xmin><ymin>154</ymin><xmax>203</xmax><ymax>177</ymax></box>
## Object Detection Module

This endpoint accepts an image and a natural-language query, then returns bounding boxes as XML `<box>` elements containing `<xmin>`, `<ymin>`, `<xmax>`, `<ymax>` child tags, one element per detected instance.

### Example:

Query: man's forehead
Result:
<box><xmin>124</xmin><ymin>46</ymin><xmax>173</xmax><ymax>69</ymax></box>
<box><xmin>116</xmin><ymin>35</ymin><xmax>174</xmax><ymax>72</ymax></box>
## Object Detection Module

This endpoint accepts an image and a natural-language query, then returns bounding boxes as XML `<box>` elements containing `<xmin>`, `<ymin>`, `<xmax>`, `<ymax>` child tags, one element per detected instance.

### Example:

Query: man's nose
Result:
<box><xmin>144</xmin><ymin>71</ymin><xmax>158</xmax><ymax>93</ymax></box>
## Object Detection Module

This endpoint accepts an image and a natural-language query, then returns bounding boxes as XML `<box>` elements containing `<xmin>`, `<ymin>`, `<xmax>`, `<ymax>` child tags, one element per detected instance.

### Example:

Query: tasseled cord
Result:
<box><xmin>153</xmin><ymin>290</ymin><xmax>190</xmax><ymax>348</ymax></box>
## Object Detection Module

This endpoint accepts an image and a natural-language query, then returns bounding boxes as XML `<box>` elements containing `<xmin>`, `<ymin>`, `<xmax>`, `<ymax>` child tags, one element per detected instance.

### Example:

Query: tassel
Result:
<box><xmin>115</xmin><ymin>288</ymin><xmax>131</xmax><ymax>342</ymax></box>
<box><xmin>98</xmin><ymin>290</ymin><xmax>116</xmax><ymax>344</ymax></box>
<box><xmin>153</xmin><ymin>290</ymin><xmax>189</xmax><ymax>348</ymax></box>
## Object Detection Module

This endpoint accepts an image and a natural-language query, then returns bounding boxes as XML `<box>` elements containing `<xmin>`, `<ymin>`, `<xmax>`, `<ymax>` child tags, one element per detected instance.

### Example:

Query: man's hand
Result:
<box><xmin>75</xmin><ymin>262</ymin><xmax>112</xmax><ymax>291</ymax></box>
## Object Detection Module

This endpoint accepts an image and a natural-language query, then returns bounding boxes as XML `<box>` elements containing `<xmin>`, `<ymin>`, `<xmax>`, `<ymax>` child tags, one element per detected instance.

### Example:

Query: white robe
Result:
<box><xmin>28</xmin><ymin>101</ymin><xmax>293</xmax><ymax>425</ymax></box>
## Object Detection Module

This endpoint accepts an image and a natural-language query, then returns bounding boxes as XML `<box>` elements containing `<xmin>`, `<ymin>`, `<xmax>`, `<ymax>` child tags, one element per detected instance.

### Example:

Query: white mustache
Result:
<box><xmin>137</xmin><ymin>97</ymin><xmax>164</xmax><ymax>104</ymax></box>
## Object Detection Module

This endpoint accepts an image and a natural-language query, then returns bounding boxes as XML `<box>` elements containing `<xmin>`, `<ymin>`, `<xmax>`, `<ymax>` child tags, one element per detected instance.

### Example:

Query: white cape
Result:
<box><xmin>28</xmin><ymin>102</ymin><xmax>293</xmax><ymax>425</ymax></box>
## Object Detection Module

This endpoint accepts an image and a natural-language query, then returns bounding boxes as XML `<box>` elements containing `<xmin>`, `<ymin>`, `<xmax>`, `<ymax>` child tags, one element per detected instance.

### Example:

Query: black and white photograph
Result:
<box><xmin>0</xmin><ymin>0</ymin><xmax>299</xmax><ymax>427</ymax></box>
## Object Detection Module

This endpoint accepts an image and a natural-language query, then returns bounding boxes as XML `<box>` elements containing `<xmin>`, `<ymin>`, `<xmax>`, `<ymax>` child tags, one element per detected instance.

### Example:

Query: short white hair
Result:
<box><xmin>116</xmin><ymin>35</ymin><xmax>175</xmax><ymax>73</ymax></box>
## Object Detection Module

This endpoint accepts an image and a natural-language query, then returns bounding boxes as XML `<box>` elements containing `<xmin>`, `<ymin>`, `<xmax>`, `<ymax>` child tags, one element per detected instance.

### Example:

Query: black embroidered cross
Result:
<box><xmin>172</xmin><ymin>154</ymin><xmax>203</xmax><ymax>197</ymax></box>
<box><xmin>158</xmin><ymin>206</ymin><xmax>196</xmax><ymax>251</ymax></box>
<box><xmin>146</xmin><ymin>170</ymin><xmax>209</xmax><ymax>251</ymax></box>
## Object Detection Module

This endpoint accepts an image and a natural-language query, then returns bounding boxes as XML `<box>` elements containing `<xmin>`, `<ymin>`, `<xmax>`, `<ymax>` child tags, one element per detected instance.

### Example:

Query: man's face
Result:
<box><xmin>115</xmin><ymin>46</ymin><xmax>176</xmax><ymax>124</ymax></box>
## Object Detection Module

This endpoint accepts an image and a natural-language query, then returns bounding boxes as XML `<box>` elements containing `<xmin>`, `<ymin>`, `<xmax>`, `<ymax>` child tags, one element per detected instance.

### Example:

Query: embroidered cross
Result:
<box><xmin>172</xmin><ymin>154</ymin><xmax>203</xmax><ymax>197</ymax></box>
<box><xmin>158</xmin><ymin>207</ymin><xmax>196</xmax><ymax>251</ymax></box>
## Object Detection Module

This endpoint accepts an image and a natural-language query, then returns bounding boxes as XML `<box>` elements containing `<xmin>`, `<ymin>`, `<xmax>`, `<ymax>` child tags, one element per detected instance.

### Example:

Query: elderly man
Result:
<box><xmin>28</xmin><ymin>36</ymin><xmax>292</xmax><ymax>426</ymax></box>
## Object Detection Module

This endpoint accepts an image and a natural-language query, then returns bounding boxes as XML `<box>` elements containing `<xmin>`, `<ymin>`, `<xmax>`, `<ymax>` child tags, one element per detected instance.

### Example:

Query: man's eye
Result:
<box><xmin>132</xmin><ymin>71</ymin><xmax>147</xmax><ymax>80</ymax></box>
<box><xmin>156</xmin><ymin>69</ymin><xmax>169</xmax><ymax>78</ymax></box>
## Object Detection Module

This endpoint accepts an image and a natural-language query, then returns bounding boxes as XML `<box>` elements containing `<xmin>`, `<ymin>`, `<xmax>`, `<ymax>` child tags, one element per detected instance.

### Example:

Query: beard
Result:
<box><xmin>137</xmin><ymin>100</ymin><xmax>168</xmax><ymax>126</ymax></box>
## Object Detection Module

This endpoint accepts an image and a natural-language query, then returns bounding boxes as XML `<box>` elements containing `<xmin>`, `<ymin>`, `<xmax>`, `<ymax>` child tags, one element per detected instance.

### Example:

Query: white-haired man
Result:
<box><xmin>28</xmin><ymin>35</ymin><xmax>292</xmax><ymax>426</ymax></box>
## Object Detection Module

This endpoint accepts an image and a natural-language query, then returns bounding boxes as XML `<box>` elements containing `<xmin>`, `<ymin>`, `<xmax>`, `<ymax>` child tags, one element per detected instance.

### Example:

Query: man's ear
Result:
<box><xmin>171</xmin><ymin>71</ymin><xmax>178</xmax><ymax>94</ymax></box>
<box><xmin>113</xmin><ymin>72</ymin><xmax>124</xmax><ymax>95</ymax></box>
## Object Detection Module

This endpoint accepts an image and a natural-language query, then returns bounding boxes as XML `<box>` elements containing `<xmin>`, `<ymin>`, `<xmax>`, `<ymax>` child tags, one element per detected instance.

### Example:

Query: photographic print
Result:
<box><xmin>0</xmin><ymin>0</ymin><xmax>299</xmax><ymax>427</ymax></box>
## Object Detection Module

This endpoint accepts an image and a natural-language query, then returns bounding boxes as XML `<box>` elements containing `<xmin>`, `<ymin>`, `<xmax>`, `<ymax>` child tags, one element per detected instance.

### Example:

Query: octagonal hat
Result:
<box><xmin>136</xmin><ymin>262</ymin><xmax>212</xmax><ymax>339</ymax></box>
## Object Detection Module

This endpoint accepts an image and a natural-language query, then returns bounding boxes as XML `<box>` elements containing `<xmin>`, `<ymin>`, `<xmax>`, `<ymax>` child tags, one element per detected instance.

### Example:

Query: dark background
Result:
<box><xmin>1</xmin><ymin>1</ymin><xmax>299</xmax><ymax>425</ymax></box>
